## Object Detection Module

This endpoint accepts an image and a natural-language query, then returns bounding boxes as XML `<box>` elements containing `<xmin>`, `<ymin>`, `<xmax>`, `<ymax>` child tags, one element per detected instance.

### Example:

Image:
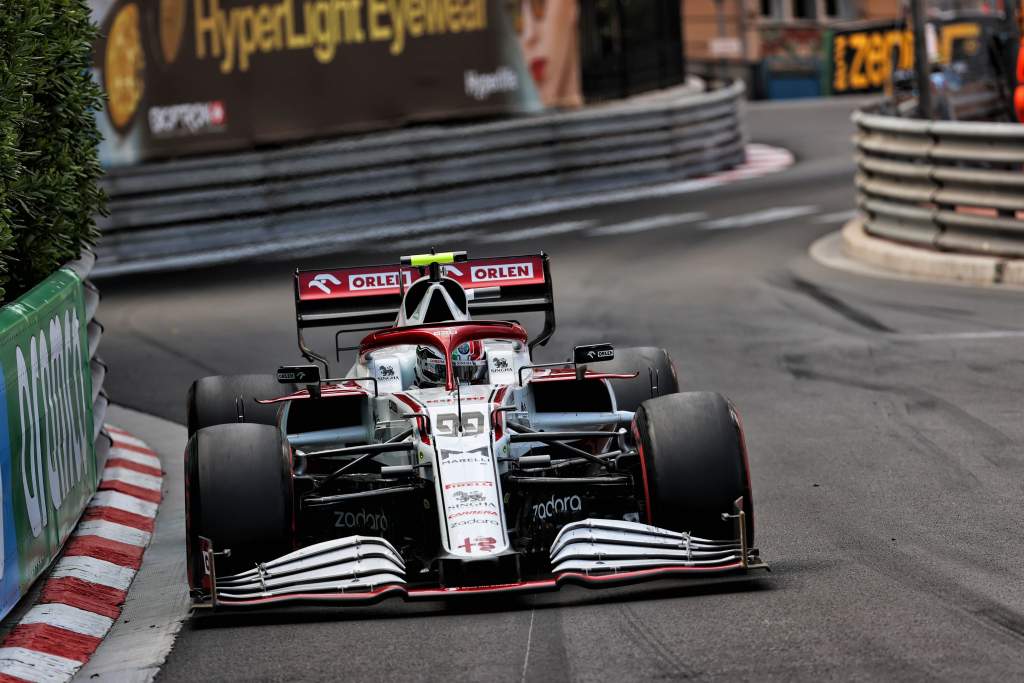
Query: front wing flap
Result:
<box><xmin>196</xmin><ymin>514</ymin><xmax>766</xmax><ymax>608</ymax></box>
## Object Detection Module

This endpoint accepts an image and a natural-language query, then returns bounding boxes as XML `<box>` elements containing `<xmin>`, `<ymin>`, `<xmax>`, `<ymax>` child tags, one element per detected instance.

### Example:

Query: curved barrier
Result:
<box><xmin>854</xmin><ymin>110</ymin><xmax>1024</xmax><ymax>258</ymax></box>
<box><xmin>97</xmin><ymin>81</ymin><xmax>746</xmax><ymax>275</ymax></box>
<box><xmin>0</xmin><ymin>252</ymin><xmax>107</xmax><ymax>619</ymax></box>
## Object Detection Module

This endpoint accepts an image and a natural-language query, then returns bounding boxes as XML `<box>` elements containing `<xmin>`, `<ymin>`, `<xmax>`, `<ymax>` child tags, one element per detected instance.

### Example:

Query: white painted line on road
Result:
<box><xmin>812</xmin><ymin>209</ymin><xmax>858</xmax><ymax>224</ymax></box>
<box><xmin>700</xmin><ymin>205</ymin><xmax>818</xmax><ymax>231</ymax></box>
<box><xmin>20</xmin><ymin>604</ymin><xmax>114</xmax><ymax>639</ymax></box>
<box><xmin>75</xmin><ymin>519</ymin><xmax>152</xmax><ymax>547</ymax></box>
<box><xmin>378</xmin><ymin>230</ymin><xmax>479</xmax><ymax>252</ymax></box>
<box><xmin>480</xmin><ymin>220</ymin><xmax>595</xmax><ymax>243</ymax></box>
<box><xmin>0</xmin><ymin>647</ymin><xmax>83</xmax><ymax>681</ymax></box>
<box><xmin>521</xmin><ymin>608</ymin><xmax>536</xmax><ymax>683</ymax></box>
<box><xmin>88</xmin><ymin>490</ymin><xmax>159</xmax><ymax>518</ymax></box>
<box><xmin>590</xmin><ymin>212</ymin><xmax>707</xmax><ymax>236</ymax></box>
<box><xmin>894</xmin><ymin>330</ymin><xmax>1024</xmax><ymax>341</ymax></box>
<box><xmin>94</xmin><ymin>144</ymin><xmax>794</xmax><ymax>277</ymax></box>
<box><xmin>50</xmin><ymin>556</ymin><xmax>136</xmax><ymax>592</ymax></box>
<box><xmin>102</xmin><ymin>467</ymin><xmax>162</xmax><ymax>491</ymax></box>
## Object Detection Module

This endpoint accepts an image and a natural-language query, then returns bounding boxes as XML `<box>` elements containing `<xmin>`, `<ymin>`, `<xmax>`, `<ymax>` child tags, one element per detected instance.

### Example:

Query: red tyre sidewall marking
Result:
<box><xmin>631</xmin><ymin>421</ymin><xmax>654</xmax><ymax>524</ymax></box>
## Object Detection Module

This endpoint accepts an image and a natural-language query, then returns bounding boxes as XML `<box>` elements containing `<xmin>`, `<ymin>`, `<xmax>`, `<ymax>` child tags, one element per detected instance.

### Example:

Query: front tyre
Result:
<box><xmin>185</xmin><ymin>423</ymin><xmax>293</xmax><ymax>586</ymax></box>
<box><xmin>633</xmin><ymin>392</ymin><xmax>754</xmax><ymax>544</ymax></box>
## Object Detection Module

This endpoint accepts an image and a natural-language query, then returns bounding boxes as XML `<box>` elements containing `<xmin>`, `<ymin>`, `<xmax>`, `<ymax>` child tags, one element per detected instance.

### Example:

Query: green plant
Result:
<box><xmin>0</xmin><ymin>0</ymin><xmax>106</xmax><ymax>304</ymax></box>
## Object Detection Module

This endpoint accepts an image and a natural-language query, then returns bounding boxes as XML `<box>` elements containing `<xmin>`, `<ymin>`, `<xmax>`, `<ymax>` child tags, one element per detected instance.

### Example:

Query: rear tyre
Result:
<box><xmin>187</xmin><ymin>374</ymin><xmax>293</xmax><ymax>438</ymax></box>
<box><xmin>185</xmin><ymin>423</ymin><xmax>292</xmax><ymax>585</ymax></box>
<box><xmin>634</xmin><ymin>392</ymin><xmax>754</xmax><ymax>544</ymax></box>
<box><xmin>599</xmin><ymin>347</ymin><xmax>678</xmax><ymax>413</ymax></box>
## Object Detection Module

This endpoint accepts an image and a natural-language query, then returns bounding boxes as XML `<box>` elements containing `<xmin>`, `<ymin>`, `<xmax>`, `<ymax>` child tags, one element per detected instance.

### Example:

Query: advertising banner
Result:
<box><xmin>0</xmin><ymin>269</ymin><xmax>96</xmax><ymax>619</ymax></box>
<box><xmin>90</xmin><ymin>0</ymin><xmax>583</xmax><ymax>166</ymax></box>
<box><xmin>827</xmin><ymin>17</ymin><xmax>1001</xmax><ymax>96</ymax></box>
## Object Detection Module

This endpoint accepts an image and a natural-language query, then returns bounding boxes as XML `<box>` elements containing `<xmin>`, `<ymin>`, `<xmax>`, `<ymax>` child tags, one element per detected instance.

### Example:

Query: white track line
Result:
<box><xmin>812</xmin><ymin>209</ymin><xmax>858</xmax><ymax>224</ymax></box>
<box><xmin>0</xmin><ymin>648</ymin><xmax>83</xmax><ymax>681</ymax></box>
<box><xmin>895</xmin><ymin>330</ymin><xmax>1024</xmax><ymax>342</ymax></box>
<box><xmin>93</xmin><ymin>144</ymin><xmax>794</xmax><ymax>277</ymax></box>
<box><xmin>20</xmin><ymin>604</ymin><xmax>114</xmax><ymax>639</ymax></box>
<box><xmin>377</xmin><ymin>230</ymin><xmax>481</xmax><ymax>252</ymax></box>
<box><xmin>479</xmin><ymin>220</ymin><xmax>595</xmax><ymax>243</ymax></box>
<box><xmin>50</xmin><ymin>556</ymin><xmax>136</xmax><ymax>592</ymax></box>
<box><xmin>701</xmin><ymin>205</ymin><xmax>818</xmax><ymax>231</ymax></box>
<box><xmin>101</xmin><ymin>467</ymin><xmax>162</xmax><ymax>491</ymax></box>
<box><xmin>87</xmin><ymin>490</ymin><xmax>159</xmax><ymax>518</ymax></box>
<box><xmin>590</xmin><ymin>212</ymin><xmax>707</xmax><ymax>236</ymax></box>
<box><xmin>520</xmin><ymin>608</ymin><xmax>536</xmax><ymax>683</ymax></box>
<box><xmin>74</xmin><ymin>519</ymin><xmax>152</xmax><ymax>547</ymax></box>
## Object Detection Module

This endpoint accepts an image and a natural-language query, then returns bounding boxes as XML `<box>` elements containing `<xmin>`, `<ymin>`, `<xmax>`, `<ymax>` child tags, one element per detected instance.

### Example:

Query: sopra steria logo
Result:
<box><xmin>148</xmin><ymin>101</ymin><xmax>227</xmax><ymax>137</ymax></box>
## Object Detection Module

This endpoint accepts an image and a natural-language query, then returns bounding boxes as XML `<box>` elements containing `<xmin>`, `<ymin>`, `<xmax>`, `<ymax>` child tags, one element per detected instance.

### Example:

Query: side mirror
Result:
<box><xmin>573</xmin><ymin>343</ymin><xmax>615</xmax><ymax>365</ymax></box>
<box><xmin>277</xmin><ymin>364</ymin><xmax>321</xmax><ymax>384</ymax></box>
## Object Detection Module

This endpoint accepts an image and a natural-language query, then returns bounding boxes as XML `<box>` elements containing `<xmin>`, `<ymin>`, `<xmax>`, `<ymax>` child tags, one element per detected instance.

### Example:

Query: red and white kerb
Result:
<box><xmin>0</xmin><ymin>426</ymin><xmax>163</xmax><ymax>683</ymax></box>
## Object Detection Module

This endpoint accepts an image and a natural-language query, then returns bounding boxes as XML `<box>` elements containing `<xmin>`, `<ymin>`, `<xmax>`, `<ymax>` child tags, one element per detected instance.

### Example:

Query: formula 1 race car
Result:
<box><xmin>185</xmin><ymin>251</ymin><xmax>766</xmax><ymax>608</ymax></box>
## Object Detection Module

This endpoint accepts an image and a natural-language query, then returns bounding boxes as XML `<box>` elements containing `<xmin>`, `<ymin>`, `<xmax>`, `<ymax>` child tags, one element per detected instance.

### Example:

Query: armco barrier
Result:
<box><xmin>0</xmin><ymin>252</ymin><xmax>106</xmax><ymax>619</ymax></box>
<box><xmin>853</xmin><ymin>110</ymin><xmax>1024</xmax><ymax>258</ymax></box>
<box><xmin>97</xmin><ymin>81</ymin><xmax>746</xmax><ymax>275</ymax></box>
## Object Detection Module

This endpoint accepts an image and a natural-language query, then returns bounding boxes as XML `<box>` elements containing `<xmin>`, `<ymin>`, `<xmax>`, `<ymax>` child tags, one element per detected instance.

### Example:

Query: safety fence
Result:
<box><xmin>96</xmin><ymin>81</ymin><xmax>746</xmax><ymax>275</ymax></box>
<box><xmin>0</xmin><ymin>252</ymin><xmax>107</xmax><ymax>619</ymax></box>
<box><xmin>854</xmin><ymin>110</ymin><xmax>1024</xmax><ymax>258</ymax></box>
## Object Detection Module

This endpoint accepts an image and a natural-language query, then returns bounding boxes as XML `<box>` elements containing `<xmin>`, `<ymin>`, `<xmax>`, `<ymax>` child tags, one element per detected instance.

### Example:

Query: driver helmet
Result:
<box><xmin>415</xmin><ymin>341</ymin><xmax>488</xmax><ymax>387</ymax></box>
<box><xmin>451</xmin><ymin>341</ymin><xmax>487</xmax><ymax>385</ymax></box>
<box><xmin>415</xmin><ymin>345</ymin><xmax>446</xmax><ymax>388</ymax></box>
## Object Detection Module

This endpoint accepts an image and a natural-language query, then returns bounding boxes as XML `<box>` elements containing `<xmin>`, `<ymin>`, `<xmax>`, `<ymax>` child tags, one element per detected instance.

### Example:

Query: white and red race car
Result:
<box><xmin>185</xmin><ymin>251</ymin><xmax>766</xmax><ymax>607</ymax></box>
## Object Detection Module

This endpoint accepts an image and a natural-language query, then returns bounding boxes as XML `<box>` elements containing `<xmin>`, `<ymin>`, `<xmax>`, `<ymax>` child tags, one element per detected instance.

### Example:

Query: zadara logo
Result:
<box><xmin>148</xmin><ymin>101</ymin><xmax>227</xmax><ymax>137</ymax></box>
<box><xmin>532</xmin><ymin>495</ymin><xmax>582</xmax><ymax>521</ymax></box>
<box><xmin>334</xmin><ymin>509</ymin><xmax>390</xmax><ymax>531</ymax></box>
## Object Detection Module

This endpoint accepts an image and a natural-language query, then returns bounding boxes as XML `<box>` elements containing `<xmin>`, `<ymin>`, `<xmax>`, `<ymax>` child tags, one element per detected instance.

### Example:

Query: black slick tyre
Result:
<box><xmin>599</xmin><ymin>347</ymin><xmax>679</xmax><ymax>413</ymax></box>
<box><xmin>187</xmin><ymin>374</ymin><xmax>294</xmax><ymax>438</ymax></box>
<box><xmin>185</xmin><ymin>423</ymin><xmax>293</xmax><ymax>584</ymax></box>
<box><xmin>633</xmin><ymin>392</ymin><xmax>754</xmax><ymax>544</ymax></box>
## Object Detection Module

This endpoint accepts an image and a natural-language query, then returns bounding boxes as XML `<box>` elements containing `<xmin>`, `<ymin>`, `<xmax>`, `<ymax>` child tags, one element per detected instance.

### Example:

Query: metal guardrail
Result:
<box><xmin>65</xmin><ymin>250</ymin><xmax>110</xmax><ymax>469</ymax></box>
<box><xmin>96</xmin><ymin>81</ymin><xmax>746</xmax><ymax>275</ymax></box>
<box><xmin>854</xmin><ymin>110</ymin><xmax>1024</xmax><ymax>258</ymax></box>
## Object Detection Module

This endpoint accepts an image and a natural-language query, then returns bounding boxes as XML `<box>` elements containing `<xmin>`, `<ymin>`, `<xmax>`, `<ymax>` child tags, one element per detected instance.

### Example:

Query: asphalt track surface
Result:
<box><xmin>97</xmin><ymin>96</ymin><xmax>1024</xmax><ymax>681</ymax></box>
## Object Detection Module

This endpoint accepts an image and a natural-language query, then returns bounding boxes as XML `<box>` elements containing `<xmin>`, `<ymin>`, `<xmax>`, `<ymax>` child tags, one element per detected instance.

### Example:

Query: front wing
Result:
<box><xmin>195</xmin><ymin>515</ymin><xmax>768</xmax><ymax>609</ymax></box>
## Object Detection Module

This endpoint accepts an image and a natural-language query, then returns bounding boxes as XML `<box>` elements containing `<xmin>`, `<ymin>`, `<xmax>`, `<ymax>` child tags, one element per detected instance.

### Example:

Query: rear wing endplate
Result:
<box><xmin>293</xmin><ymin>254</ymin><xmax>554</xmax><ymax>368</ymax></box>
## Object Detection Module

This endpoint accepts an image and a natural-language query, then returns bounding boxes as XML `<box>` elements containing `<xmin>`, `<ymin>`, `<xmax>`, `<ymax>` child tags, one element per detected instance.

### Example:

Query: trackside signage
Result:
<box><xmin>0</xmin><ymin>269</ymin><xmax>96</xmax><ymax>619</ymax></box>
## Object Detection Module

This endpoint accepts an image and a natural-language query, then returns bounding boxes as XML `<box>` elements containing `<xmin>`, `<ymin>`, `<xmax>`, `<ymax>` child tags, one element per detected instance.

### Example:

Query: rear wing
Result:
<box><xmin>293</xmin><ymin>254</ymin><xmax>555</xmax><ymax>368</ymax></box>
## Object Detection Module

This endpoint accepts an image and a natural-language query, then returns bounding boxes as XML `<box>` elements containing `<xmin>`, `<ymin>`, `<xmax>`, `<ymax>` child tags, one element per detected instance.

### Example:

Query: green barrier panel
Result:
<box><xmin>0</xmin><ymin>267</ymin><xmax>96</xmax><ymax>619</ymax></box>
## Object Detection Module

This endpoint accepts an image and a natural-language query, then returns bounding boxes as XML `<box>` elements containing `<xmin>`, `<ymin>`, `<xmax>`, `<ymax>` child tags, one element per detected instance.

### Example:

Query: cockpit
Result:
<box><xmin>362</xmin><ymin>330</ymin><xmax>529</xmax><ymax>392</ymax></box>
